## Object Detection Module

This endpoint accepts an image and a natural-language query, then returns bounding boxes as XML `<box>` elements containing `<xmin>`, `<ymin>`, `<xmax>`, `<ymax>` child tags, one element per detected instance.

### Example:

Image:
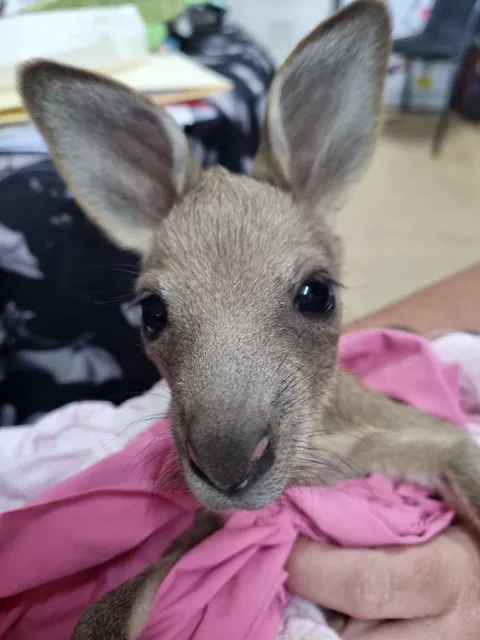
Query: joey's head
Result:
<box><xmin>19</xmin><ymin>1</ymin><xmax>391</xmax><ymax>510</ymax></box>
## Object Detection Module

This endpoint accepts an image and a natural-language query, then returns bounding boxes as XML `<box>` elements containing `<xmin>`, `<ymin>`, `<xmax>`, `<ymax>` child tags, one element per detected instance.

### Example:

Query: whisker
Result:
<box><xmin>100</xmin><ymin>411</ymin><xmax>171</xmax><ymax>449</ymax></box>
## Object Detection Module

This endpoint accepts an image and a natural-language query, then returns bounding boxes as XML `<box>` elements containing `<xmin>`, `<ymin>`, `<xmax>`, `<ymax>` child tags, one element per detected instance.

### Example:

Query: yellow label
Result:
<box><xmin>416</xmin><ymin>75</ymin><xmax>434</xmax><ymax>89</ymax></box>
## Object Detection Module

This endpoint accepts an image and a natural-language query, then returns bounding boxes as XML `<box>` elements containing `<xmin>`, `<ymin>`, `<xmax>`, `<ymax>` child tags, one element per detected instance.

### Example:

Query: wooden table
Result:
<box><xmin>345</xmin><ymin>264</ymin><xmax>480</xmax><ymax>335</ymax></box>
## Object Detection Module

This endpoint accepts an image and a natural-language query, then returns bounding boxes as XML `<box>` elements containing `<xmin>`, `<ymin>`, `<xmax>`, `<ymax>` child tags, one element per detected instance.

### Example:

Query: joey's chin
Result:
<box><xmin>183</xmin><ymin>464</ymin><xmax>286</xmax><ymax>511</ymax></box>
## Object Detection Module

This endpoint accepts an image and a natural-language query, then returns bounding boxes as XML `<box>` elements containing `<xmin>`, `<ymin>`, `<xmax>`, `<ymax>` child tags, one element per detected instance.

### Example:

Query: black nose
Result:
<box><xmin>187</xmin><ymin>431</ymin><xmax>274</xmax><ymax>494</ymax></box>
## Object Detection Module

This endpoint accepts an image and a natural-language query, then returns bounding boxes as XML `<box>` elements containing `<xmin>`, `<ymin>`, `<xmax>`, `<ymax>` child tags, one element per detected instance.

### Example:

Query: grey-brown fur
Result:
<box><xmin>18</xmin><ymin>2</ymin><xmax>480</xmax><ymax>638</ymax></box>
<box><xmin>72</xmin><ymin>511</ymin><xmax>223</xmax><ymax>639</ymax></box>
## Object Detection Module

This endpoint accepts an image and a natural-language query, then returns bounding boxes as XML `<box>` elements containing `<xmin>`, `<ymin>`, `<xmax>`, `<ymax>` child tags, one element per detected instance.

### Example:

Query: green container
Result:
<box><xmin>23</xmin><ymin>0</ymin><xmax>187</xmax><ymax>23</ymax></box>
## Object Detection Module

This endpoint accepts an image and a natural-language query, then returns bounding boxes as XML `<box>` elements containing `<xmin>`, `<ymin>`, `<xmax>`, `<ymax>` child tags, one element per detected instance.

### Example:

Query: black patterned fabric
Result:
<box><xmin>0</xmin><ymin>24</ymin><xmax>275</xmax><ymax>426</ymax></box>
<box><xmin>181</xmin><ymin>24</ymin><xmax>274</xmax><ymax>174</ymax></box>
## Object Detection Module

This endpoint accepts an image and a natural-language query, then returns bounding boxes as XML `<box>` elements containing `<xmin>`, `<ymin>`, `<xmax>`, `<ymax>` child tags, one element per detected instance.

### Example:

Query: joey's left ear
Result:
<box><xmin>253</xmin><ymin>1</ymin><xmax>391</xmax><ymax>216</ymax></box>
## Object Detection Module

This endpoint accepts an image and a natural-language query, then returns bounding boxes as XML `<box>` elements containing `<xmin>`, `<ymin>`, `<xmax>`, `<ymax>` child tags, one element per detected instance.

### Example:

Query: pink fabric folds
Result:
<box><xmin>0</xmin><ymin>329</ymin><xmax>470</xmax><ymax>640</ymax></box>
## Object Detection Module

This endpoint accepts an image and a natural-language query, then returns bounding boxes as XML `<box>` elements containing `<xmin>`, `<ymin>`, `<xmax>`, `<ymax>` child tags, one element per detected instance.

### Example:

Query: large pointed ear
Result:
<box><xmin>253</xmin><ymin>0</ymin><xmax>391</xmax><ymax>215</ymax></box>
<box><xmin>18</xmin><ymin>60</ymin><xmax>199</xmax><ymax>253</ymax></box>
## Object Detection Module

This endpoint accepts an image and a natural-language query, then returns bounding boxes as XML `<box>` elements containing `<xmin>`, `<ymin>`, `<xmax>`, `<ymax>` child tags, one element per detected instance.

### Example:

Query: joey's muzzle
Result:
<box><xmin>187</xmin><ymin>426</ymin><xmax>274</xmax><ymax>494</ymax></box>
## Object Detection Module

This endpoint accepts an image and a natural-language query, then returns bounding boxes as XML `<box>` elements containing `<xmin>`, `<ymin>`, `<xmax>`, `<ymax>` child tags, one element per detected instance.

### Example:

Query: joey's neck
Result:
<box><xmin>323</xmin><ymin>367</ymin><xmax>447</xmax><ymax>435</ymax></box>
<box><xmin>322</xmin><ymin>368</ymin><xmax>402</xmax><ymax>433</ymax></box>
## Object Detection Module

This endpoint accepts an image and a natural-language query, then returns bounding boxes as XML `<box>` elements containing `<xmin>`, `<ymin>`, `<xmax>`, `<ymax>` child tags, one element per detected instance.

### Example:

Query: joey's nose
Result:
<box><xmin>187</xmin><ymin>431</ymin><xmax>273</xmax><ymax>493</ymax></box>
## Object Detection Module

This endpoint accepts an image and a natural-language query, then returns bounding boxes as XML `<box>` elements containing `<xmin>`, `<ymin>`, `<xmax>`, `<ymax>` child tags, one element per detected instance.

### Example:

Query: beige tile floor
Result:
<box><xmin>338</xmin><ymin>113</ymin><xmax>480</xmax><ymax>324</ymax></box>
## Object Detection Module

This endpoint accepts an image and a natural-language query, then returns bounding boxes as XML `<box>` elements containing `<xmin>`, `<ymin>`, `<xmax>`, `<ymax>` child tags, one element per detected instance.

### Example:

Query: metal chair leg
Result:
<box><xmin>432</xmin><ymin>104</ymin><xmax>452</xmax><ymax>155</ymax></box>
<box><xmin>401</xmin><ymin>59</ymin><xmax>413</xmax><ymax>112</ymax></box>
<box><xmin>432</xmin><ymin>52</ymin><xmax>467</xmax><ymax>155</ymax></box>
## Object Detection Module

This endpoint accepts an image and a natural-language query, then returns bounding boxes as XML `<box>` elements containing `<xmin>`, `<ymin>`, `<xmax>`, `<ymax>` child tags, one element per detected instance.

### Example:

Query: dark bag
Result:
<box><xmin>454</xmin><ymin>46</ymin><xmax>480</xmax><ymax>122</ymax></box>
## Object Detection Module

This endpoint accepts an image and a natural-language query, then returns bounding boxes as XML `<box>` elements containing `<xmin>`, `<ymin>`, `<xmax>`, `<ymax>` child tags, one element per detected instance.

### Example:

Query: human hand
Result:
<box><xmin>287</xmin><ymin>527</ymin><xmax>480</xmax><ymax>639</ymax></box>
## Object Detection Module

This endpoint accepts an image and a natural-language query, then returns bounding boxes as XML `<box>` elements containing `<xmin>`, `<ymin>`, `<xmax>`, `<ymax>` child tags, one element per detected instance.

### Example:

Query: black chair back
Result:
<box><xmin>423</xmin><ymin>0</ymin><xmax>478</xmax><ymax>44</ymax></box>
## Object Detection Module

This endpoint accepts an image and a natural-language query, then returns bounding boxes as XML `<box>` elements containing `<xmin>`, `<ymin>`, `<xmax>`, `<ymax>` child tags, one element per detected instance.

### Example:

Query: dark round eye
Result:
<box><xmin>295</xmin><ymin>279</ymin><xmax>335</xmax><ymax>317</ymax></box>
<box><xmin>139</xmin><ymin>294</ymin><xmax>168</xmax><ymax>340</ymax></box>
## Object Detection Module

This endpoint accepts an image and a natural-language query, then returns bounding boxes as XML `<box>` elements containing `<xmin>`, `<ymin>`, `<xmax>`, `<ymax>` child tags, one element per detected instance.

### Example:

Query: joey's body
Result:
<box><xmin>18</xmin><ymin>2</ymin><xmax>480</xmax><ymax>637</ymax></box>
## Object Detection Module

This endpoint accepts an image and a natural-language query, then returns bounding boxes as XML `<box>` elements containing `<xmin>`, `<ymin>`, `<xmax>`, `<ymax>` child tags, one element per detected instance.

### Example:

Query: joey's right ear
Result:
<box><xmin>18</xmin><ymin>60</ymin><xmax>199</xmax><ymax>253</ymax></box>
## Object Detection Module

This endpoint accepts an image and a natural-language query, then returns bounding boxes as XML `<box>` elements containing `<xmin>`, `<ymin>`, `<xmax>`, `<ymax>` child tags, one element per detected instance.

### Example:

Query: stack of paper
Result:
<box><xmin>1</xmin><ymin>52</ymin><xmax>233</xmax><ymax>125</ymax></box>
<box><xmin>0</xmin><ymin>6</ymin><xmax>148</xmax><ymax>91</ymax></box>
<box><xmin>0</xmin><ymin>124</ymin><xmax>49</xmax><ymax>154</ymax></box>
<box><xmin>0</xmin><ymin>6</ymin><xmax>232</xmax><ymax>126</ymax></box>
<box><xmin>0</xmin><ymin>102</ymin><xmax>217</xmax><ymax>154</ymax></box>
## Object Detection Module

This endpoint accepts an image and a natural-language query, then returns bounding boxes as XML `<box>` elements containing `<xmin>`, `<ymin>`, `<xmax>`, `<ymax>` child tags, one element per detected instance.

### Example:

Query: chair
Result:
<box><xmin>393</xmin><ymin>0</ymin><xmax>480</xmax><ymax>155</ymax></box>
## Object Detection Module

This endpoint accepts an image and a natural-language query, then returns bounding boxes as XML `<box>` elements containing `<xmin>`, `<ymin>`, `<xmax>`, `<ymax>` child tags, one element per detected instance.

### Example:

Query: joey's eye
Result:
<box><xmin>139</xmin><ymin>294</ymin><xmax>167</xmax><ymax>340</ymax></box>
<box><xmin>295</xmin><ymin>279</ymin><xmax>335</xmax><ymax>317</ymax></box>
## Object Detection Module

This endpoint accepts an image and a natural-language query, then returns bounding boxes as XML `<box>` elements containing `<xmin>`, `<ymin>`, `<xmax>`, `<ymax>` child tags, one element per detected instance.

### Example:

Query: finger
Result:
<box><xmin>341</xmin><ymin>620</ymin><xmax>381</xmax><ymax>639</ymax></box>
<box><xmin>344</xmin><ymin>617</ymin><xmax>452</xmax><ymax>640</ymax></box>
<box><xmin>287</xmin><ymin>535</ymin><xmax>461</xmax><ymax>620</ymax></box>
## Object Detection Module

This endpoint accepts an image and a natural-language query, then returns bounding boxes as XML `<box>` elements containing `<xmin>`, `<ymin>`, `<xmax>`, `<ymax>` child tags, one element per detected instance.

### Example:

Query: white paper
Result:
<box><xmin>0</xmin><ymin>5</ymin><xmax>148</xmax><ymax>92</ymax></box>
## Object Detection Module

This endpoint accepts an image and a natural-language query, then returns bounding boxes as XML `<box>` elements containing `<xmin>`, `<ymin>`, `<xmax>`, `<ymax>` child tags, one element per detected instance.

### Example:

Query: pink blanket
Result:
<box><xmin>0</xmin><ymin>330</ymin><xmax>472</xmax><ymax>640</ymax></box>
